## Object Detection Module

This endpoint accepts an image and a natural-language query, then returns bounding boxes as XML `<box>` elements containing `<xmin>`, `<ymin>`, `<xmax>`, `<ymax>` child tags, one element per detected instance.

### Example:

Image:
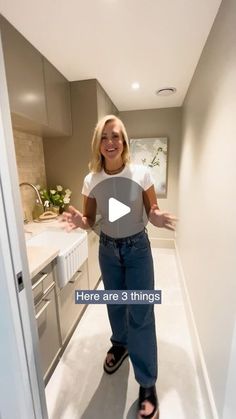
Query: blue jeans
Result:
<box><xmin>99</xmin><ymin>228</ymin><xmax>158</xmax><ymax>387</ymax></box>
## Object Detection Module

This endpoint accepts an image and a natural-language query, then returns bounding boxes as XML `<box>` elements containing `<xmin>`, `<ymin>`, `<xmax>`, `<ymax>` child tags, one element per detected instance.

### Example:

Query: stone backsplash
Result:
<box><xmin>14</xmin><ymin>129</ymin><xmax>47</xmax><ymax>221</ymax></box>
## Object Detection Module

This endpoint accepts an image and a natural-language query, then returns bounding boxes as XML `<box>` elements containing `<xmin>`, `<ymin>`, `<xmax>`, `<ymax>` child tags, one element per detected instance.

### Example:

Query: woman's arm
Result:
<box><xmin>82</xmin><ymin>195</ymin><xmax>97</xmax><ymax>228</ymax></box>
<box><xmin>143</xmin><ymin>185</ymin><xmax>177</xmax><ymax>231</ymax></box>
<box><xmin>62</xmin><ymin>195</ymin><xmax>97</xmax><ymax>231</ymax></box>
<box><xmin>143</xmin><ymin>184</ymin><xmax>159</xmax><ymax>216</ymax></box>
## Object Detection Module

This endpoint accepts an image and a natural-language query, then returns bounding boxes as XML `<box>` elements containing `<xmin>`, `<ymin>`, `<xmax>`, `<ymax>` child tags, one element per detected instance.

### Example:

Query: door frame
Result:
<box><xmin>0</xmin><ymin>30</ymin><xmax>48</xmax><ymax>419</ymax></box>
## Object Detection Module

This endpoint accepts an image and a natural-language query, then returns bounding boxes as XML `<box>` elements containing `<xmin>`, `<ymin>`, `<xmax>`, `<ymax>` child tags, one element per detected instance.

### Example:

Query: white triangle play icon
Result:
<box><xmin>108</xmin><ymin>198</ymin><xmax>131</xmax><ymax>222</ymax></box>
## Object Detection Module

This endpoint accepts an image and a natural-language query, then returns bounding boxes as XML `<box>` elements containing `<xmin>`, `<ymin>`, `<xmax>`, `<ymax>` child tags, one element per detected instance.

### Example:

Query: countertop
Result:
<box><xmin>26</xmin><ymin>245</ymin><xmax>59</xmax><ymax>278</ymax></box>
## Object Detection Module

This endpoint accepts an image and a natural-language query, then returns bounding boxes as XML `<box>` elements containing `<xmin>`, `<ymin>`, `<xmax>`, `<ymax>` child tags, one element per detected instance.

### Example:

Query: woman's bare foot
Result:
<box><xmin>139</xmin><ymin>399</ymin><xmax>156</xmax><ymax>416</ymax></box>
<box><xmin>106</xmin><ymin>352</ymin><xmax>115</xmax><ymax>366</ymax></box>
<box><xmin>137</xmin><ymin>386</ymin><xmax>159</xmax><ymax>419</ymax></box>
<box><xmin>103</xmin><ymin>345</ymin><xmax>128</xmax><ymax>374</ymax></box>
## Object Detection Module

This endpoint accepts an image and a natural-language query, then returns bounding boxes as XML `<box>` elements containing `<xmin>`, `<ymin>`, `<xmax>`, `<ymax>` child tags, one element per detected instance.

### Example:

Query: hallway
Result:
<box><xmin>46</xmin><ymin>247</ymin><xmax>212</xmax><ymax>419</ymax></box>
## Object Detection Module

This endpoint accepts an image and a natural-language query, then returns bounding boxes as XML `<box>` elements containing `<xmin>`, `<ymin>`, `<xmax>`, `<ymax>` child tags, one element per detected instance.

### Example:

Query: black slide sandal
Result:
<box><xmin>137</xmin><ymin>385</ymin><xmax>159</xmax><ymax>419</ymax></box>
<box><xmin>103</xmin><ymin>345</ymin><xmax>128</xmax><ymax>374</ymax></box>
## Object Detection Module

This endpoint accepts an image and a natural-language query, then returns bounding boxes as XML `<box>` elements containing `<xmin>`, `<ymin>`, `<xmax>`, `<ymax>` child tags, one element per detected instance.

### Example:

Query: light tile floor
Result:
<box><xmin>46</xmin><ymin>248</ymin><xmax>212</xmax><ymax>419</ymax></box>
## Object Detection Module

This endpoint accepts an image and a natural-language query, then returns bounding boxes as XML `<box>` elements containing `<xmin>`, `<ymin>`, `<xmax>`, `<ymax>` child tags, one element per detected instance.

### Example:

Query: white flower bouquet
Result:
<box><xmin>37</xmin><ymin>184</ymin><xmax>72</xmax><ymax>213</ymax></box>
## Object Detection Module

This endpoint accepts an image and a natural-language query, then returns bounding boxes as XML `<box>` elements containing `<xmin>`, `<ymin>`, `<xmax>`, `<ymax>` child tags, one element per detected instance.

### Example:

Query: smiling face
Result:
<box><xmin>99</xmin><ymin>120</ymin><xmax>124</xmax><ymax>166</ymax></box>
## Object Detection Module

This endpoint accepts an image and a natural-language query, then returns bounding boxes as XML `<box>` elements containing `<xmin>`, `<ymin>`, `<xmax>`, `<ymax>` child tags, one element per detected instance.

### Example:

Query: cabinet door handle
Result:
<box><xmin>32</xmin><ymin>272</ymin><xmax>48</xmax><ymax>290</ymax></box>
<box><xmin>42</xmin><ymin>282</ymin><xmax>55</xmax><ymax>296</ymax></box>
<box><xmin>35</xmin><ymin>299</ymin><xmax>51</xmax><ymax>320</ymax></box>
<box><xmin>69</xmin><ymin>270</ymin><xmax>82</xmax><ymax>284</ymax></box>
<box><xmin>34</xmin><ymin>282</ymin><xmax>55</xmax><ymax>308</ymax></box>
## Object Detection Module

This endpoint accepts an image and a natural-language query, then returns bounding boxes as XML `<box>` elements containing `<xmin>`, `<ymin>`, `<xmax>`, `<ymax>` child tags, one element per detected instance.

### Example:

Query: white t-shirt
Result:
<box><xmin>81</xmin><ymin>163</ymin><xmax>155</xmax><ymax>238</ymax></box>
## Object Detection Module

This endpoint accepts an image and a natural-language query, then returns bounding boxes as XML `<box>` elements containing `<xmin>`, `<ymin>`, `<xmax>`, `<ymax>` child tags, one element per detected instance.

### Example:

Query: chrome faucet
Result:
<box><xmin>19</xmin><ymin>182</ymin><xmax>43</xmax><ymax>223</ymax></box>
<box><xmin>19</xmin><ymin>182</ymin><xmax>43</xmax><ymax>205</ymax></box>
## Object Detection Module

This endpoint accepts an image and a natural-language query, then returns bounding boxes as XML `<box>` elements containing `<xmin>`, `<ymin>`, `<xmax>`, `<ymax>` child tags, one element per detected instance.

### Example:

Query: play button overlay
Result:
<box><xmin>109</xmin><ymin>198</ymin><xmax>131</xmax><ymax>222</ymax></box>
<box><xmin>88</xmin><ymin>176</ymin><xmax>149</xmax><ymax>238</ymax></box>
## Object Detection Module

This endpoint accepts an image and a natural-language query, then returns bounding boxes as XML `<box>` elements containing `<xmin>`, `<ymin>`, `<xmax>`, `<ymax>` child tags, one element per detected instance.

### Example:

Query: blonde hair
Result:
<box><xmin>88</xmin><ymin>115</ymin><xmax>130</xmax><ymax>173</ymax></box>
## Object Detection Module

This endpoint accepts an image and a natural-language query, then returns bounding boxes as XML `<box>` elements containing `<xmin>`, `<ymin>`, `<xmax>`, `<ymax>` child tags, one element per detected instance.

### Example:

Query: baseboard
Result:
<box><xmin>175</xmin><ymin>242</ymin><xmax>219</xmax><ymax>419</ymax></box>
<box><xmin>150</xmin><ymin>237</ymin><xmax>175</xmax><ymax>248</ymax></box>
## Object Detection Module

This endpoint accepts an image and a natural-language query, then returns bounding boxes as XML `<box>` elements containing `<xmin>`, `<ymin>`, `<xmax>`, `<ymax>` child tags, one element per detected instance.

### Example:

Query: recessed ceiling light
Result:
<box><xmin>131</xmin><ymin>82</ymin><xmax>140</xmax><ymax>90</ymax></box>
<box><xmin>155</xmin><ymin>87</ymin><xmax>177</xmax><ymax>96</ymax></box>
<box><xmin>21</xmin><ymin>93</ymin><xmax>39</xmax><ymax>103</ymax></box>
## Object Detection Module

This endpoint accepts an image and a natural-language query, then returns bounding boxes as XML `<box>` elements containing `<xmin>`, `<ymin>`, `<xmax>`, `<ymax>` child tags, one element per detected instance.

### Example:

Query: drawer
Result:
<box><xmin>35</xmin><ymin>284</ymin><xmax>61</xmax><ymax>379</ymax></box>
<box><xmin>58</xmin><ymin>262</ymin><xmax>88</xmax><ymax>343</ymax></box>
<box><xmin>32</xmin><ymin>263</ymin><xmax>55</xmax><ymax>305</ymax></box>
<box><xmin>69</xmin><ymin>263</ymin><xmax>89</xmax><ymax>290</ymax></box>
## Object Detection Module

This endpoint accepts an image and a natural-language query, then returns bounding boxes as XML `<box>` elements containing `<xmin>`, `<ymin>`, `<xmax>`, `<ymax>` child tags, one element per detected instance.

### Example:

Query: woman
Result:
<box><xmin>62</xmin><ymin>115</ymin><xmax>176</xmax><ymax>419</ymax></box>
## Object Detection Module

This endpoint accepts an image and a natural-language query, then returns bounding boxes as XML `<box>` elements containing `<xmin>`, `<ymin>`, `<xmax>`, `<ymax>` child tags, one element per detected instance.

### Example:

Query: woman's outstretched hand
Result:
<box><xmin>60</xmin><ymin>205</ymin><xmax>88</xmax><ymax>231</ymax></box>
<box><xmin>149</xmin><ymin>204</ymin><xmax>178</xmax><ymax>231</ymax></box>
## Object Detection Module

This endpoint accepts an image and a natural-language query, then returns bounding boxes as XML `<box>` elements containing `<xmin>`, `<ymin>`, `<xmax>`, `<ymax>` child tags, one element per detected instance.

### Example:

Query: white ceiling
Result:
<box><xmin>0</xmin><ymin>0</ymin><xmax>222</xmax><ymax>111</ymax></box>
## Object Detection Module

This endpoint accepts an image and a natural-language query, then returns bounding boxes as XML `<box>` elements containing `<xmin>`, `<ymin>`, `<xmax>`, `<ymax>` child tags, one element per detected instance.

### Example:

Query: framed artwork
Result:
<box><xmin>129</xmin><ymin>137</ymin><xmax>168</xmax><ymax>197</ymax></box>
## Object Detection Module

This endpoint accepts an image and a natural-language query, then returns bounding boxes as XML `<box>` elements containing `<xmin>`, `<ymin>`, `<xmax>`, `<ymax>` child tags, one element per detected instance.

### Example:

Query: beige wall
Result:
<box><xmin>177</xmin><ymin>0</ymin><xmax>236</xmax><ymax>417</ymax></box>
<box><xmin>14</xmin><ymin>129</ymin><xmax>46</xmax><ymax>220</ymax></box>
<box><xmin>119</xmin><ymin>108</ymin><xmax>182</xmax><ymax>241</ymax></box>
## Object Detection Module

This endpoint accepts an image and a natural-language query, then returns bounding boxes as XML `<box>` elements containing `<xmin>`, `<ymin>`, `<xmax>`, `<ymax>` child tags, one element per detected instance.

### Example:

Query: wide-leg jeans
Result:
<box><xmin>99</xmin><ymin>228</ymin><xmax>158</xmax><ymax>387</ymax></box>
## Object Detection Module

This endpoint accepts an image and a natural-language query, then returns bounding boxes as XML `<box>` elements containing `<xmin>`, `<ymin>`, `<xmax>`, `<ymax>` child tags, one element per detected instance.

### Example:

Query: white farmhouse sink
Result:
<box><xmin>27</xmin><ymin>229</ymin><xmax>88</xmax><ymax>288</ymax></box>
